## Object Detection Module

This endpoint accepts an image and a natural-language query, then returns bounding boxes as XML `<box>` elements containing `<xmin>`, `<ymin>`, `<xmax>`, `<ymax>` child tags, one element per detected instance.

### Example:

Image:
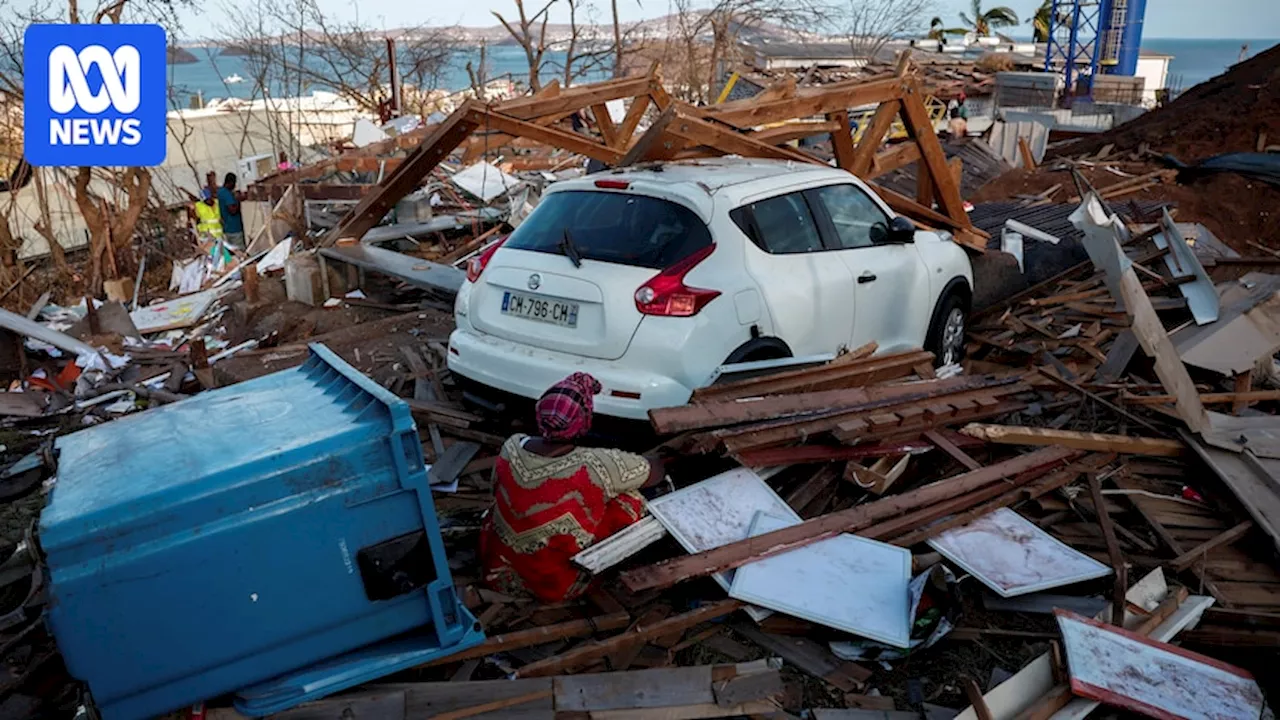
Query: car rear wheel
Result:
<box><xmin>926</xmin><ymin>293</ymin><xmax>967</xmax><ymax>367</ymax></box>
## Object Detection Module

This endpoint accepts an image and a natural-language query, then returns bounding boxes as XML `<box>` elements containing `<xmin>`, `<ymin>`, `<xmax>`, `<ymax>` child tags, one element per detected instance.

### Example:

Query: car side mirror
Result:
<box><xmin>888</xmin><ymin>216</ymin><xmax>916</xmax><ymax>243</ymax></box>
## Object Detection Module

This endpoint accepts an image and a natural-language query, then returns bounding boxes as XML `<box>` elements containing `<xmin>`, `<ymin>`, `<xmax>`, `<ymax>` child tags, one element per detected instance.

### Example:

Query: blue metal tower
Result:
<box><xmin>1043</xmin><ymin>0</ymin><xmax>1105</xmax><ymax>98</ymax></box>
<box><xmin>1044</xmin><ymin>0</ymin><xmax>1147</xmax><ymax>101</ymax></box>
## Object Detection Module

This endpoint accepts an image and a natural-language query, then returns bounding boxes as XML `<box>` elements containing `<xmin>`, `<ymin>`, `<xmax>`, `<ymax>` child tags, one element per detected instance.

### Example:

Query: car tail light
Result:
<box><xmin>466</xmin><ymin>236</ymin><xmax>507</xmax><ymax>283</ymax></box>
<box><xmin>594</xmin><ymin>179</ymin><xmax>630</xmax><ymax>189</ymax></box>
<box><xmin>634</xmin><ymin>245</ymin><xmax>720</xmax><ymax>317</ymax></box>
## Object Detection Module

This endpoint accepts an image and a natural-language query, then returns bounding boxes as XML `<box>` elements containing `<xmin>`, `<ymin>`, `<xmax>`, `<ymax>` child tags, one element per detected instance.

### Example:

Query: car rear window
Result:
<box><xmin>503</xmin><ymin>190</ymin><xmax>711</xmax><ymax>269</ymax></box>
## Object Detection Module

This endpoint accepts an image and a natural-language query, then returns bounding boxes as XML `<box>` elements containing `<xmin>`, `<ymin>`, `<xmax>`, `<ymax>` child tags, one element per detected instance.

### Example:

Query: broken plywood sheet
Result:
<box><xmin>1055</xmin><ymin>609</ymin><xmax>1264</xmax><ymax>720</ymax></box>
<box><xmin>927</xmin><ymin>508</ymin><xmax>1110</xmax><ymax>597</ymax></box>
<box><xmin>729</xmin><ymin>512</ymin><xmax>912</xmax><ymax>647</ymax></box>
<box><xmin>130</xmin><ymin>288</ymin><xmax>219</xmax><ymax>334</ymax></box>
<box><xmin>647</xmin><ymin>467</ymin><xmax>801</xmax><ymax>595</ymax></box>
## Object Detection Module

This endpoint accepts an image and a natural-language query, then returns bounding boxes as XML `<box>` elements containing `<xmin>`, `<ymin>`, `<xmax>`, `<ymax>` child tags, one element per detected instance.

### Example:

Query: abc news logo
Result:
<box><xmin>48</xmin><ymin>45</ymin><xmax>143</xmax><ymax>146</ymax></box>
<box><xmin>24</xmin><ymin>24</ymin><xmax>166</xmax><ymax>167</ymax></box>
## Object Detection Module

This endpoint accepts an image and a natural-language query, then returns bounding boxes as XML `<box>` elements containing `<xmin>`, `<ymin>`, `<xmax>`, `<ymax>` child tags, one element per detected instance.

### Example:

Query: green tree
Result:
<box><xmin>958</xmin><ymin>0</ymin><xmax>1018</xmax><ymax>36</ymax></box>
<box><xmin>1030</xmin><ymin>0</ymin><xmax>1054</xmax><ymax>42</ymax></box>
<box><xmin>927</xmin><ymin>16</ymin><xmax>966</xmax><ymax>41</ymax></box>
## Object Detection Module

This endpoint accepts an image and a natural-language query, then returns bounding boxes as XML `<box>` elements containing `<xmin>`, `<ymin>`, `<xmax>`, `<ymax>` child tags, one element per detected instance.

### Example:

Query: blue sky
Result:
<box><xmin>174</xmin><ymin>0</ymin><xmax>1280</xmax><ymax>41</ymax></box>
<box><xmin>349</xmin><ymin>0</ymin><xmax>1280</xmax><ymax>38</ymax></box>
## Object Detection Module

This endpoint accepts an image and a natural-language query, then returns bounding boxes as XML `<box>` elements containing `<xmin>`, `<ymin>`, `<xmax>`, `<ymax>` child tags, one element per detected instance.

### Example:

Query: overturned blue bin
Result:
<box><xmin>39</xmin><ymin>344</ymin><xmax>484</xmax><ymax>719</ymax></box>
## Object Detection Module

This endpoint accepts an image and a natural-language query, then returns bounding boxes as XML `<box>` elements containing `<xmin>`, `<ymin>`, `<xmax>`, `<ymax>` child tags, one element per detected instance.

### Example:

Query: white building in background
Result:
<box><xmin>1135</xmin><ymin>48</ymin><xmax>1173</xmax><ymax>106</ymax></box>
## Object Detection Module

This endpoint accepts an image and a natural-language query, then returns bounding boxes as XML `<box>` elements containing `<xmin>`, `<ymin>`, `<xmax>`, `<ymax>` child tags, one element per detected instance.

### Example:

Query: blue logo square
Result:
<box><xmin>23</xmin><ymin>24</ymin><xmax>167</xmax><ymax>167</ymax></box>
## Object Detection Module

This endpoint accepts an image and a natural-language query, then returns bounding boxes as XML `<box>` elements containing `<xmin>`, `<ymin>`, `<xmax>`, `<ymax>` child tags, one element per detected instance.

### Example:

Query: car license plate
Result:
<box><xmin>501</xmin><ymin>291</ymin><xmax>579</xmax><ymax>328</ymax></box>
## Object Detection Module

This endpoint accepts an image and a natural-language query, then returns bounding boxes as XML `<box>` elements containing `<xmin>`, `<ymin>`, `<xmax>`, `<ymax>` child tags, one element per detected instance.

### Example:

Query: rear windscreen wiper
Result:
<box><xmin>559</xmin><ymin>229</ymin><xmax>583</xmax><ymax>268</ymax></box>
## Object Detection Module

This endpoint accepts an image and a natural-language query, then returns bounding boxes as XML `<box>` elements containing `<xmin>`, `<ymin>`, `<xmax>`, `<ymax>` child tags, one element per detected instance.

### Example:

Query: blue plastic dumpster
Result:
<box><xmin>39</xmin><ymin>344</ymin><xmax>484</xmax><ymax>719</ymax></box>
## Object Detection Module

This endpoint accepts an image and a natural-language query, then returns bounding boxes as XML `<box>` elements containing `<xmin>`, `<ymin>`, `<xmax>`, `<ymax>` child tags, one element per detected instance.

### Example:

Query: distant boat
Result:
<box><xmin>224</xmin><ymin>74</ymin><xmax>245</xmax><ymax>84</ymax></box>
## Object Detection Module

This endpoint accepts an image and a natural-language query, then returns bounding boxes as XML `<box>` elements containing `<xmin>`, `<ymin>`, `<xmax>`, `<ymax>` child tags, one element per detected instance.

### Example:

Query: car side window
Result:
<box><xmin>730</xmin><ymin>192</ymin><xmax>825</xmax><ymax>255</ymax></box>
<box><xmin>812</xmin><ymin>183</ymin><xmax>891</xmax><ymax>250</ymax></box>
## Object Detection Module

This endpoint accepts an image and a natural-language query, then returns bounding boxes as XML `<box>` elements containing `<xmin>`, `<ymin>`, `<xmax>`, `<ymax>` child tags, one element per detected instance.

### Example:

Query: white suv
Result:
<box><xmin>448</xmin><ymin>158</ymin><xmax>973</xmax><ymax>420</ymax></box>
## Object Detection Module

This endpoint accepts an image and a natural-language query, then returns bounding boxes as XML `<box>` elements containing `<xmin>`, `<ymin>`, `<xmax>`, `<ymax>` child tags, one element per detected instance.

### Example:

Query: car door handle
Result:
<box><xmin>858</xmin><ymin>273</ymin><xmax>877</xmax><ymax>284</ymax></box>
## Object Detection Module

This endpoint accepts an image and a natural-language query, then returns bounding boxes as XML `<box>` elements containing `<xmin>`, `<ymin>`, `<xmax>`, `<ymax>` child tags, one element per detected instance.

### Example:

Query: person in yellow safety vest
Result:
<box><xmin>194</xmin><ymin>188</ymin><xmax>223</xmax><ymax>242</ymax></box>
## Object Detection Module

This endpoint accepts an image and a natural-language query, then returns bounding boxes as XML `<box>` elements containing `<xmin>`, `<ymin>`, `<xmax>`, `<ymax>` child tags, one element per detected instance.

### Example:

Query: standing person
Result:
<box><xmin>277</xmin><ymin>151</ymin><xmax>294</xmax><ymax>171</ymax></box>
<box><xmin>480</xmin><ymin>372</ymin><xmax>665</xmax><ymax>603</ymax></box>
<box><xmin>948</xmin><ymin>107</ymin><xmax>969</xmax><ymax>138</ymax></box>
<box><xmin>194</xmin><ymin>188</ymin><xmax>223</xmax><ymax>244</ymax></box>
<box><xmin>217</xmin><ymin>173</ymin><xmax>244</xmax><ymax>249</ymax></box>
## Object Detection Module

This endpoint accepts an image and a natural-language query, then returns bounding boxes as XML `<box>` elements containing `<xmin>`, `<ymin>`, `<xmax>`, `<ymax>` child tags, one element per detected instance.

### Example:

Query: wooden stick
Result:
<box><xmin>1170</xmin><ymin>521</ymin><xmax>1253</xmax><ymax>571</ymax></box>
<box><xmin>417</xmin><ymin>611</ymin><xmax>630</xmax><ymax>668</ymax></box>
<box><xmin>1087</xmin><ymin>472</ymin><xmax>1127</xmax><ymax>626</ymax></box>
<box><xmin>1121</xmin><ymin>390</ymin><xmax>1280</xmax><ymax>406</ymax></box>
<box><xmin>513</xmin><ymin>600</ymin><xmax>742</xmax><ymax>678</ymax></box>
<box><xmin>432</xmin><ymin>689</ymin><xmax>553</xmax><ymax>720</ymax></box>
<box><xmin>964</xmin><ymin>677</ymin><xmax>994</xmax><ymax>720</ymax></box>
<box><xmin>924</xmin><ymin>430</ymin><xmax>983</xmax><ymax>470</ymax></box>
<box><xmin>960</xmin><ymin>424</ymin><xmax>1185</xmax><ymax>457</ymax></box>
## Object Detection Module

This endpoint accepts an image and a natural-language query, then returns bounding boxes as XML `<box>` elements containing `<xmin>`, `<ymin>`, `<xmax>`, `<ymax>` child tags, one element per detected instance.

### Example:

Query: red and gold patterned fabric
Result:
<box><xmin>480</xmin><ymin>434</ymin><xmax>650</xmax><ymax>602</ymax></box>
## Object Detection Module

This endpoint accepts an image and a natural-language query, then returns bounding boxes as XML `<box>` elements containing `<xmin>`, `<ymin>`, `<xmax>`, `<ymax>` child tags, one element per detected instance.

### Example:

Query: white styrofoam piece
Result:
<box><xmin>927</xmin><ymin>508</ymin><xmax>1111</xmax><ymax>597</ymax></box>
<box><xmin>1056</xmin><ymin>609</ymin><xmax>1263</xmax><ymax>720</ymax></box>
<box><xmin>450</xmin><ymin>161</ymin><xmax>520</xmax><ymax>202</ymax></box>
<box><xmin>572</xmin><ymin>516</ymin><xmax>668</xmax><ymax>574</ymax></box>
<box><xmin>729</xmin><ymin>512</ymin><xmax>913</xmax><ymax>647</ymax></box>
<box><xmin>647</xmin><ymin>467</ymin><xmax>801</xmax><ymax>594</ymax></box>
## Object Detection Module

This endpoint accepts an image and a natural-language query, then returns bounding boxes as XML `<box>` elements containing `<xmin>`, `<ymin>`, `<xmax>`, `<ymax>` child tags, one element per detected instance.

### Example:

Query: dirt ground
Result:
<box><xmin>971</xmin><ymin>161</ymin><xmax>1280</xmax><ymax>250</ymax></box>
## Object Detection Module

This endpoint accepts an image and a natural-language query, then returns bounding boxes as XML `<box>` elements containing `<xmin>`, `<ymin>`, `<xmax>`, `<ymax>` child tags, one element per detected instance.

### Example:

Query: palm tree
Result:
<box><xmin>927</xmin><ymin>17</ymin><xmax>966</xmax><ymax>41</ymax></box>
<box><xmin>1029</xmin><ymin>0</ymin><xmax>1055</xmax><ymax>42</ymax></box>
<box><xmin>959</xmin><ymin>0</ymin><xmax>1019</xmax><ymax>36</ymax></box>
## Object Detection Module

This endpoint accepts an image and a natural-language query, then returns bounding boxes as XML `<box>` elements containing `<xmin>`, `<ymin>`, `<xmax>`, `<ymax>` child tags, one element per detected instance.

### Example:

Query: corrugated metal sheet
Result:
<box><xmin>876</xmin><ymin>138</ymin><xmax>1013</xmax><ymax>198</ymax></box>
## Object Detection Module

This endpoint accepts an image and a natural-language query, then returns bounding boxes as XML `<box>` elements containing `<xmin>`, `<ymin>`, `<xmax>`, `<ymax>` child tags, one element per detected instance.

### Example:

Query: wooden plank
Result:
<box><xmin>692</xmin><ymin>350</ymin><xmax>934</xmax><ymax>402</ymax></box>
<box><xmin>470</xmin><ymin>108</ymin><xmax>624</xmax><ymax>164</ymax></box>
<box><xmin>897</xmin><ymin>78</ymin><xmax>967</xmax><ymax>228</ymax></box>
<box><xmin>654</xmin><ymin>375</ymin><xmax>977</xmax><ymax>433</ymax></box>
<box><xmin>591</xmin><ymin>103</ymin><xmax>618</xmax><ymax>147</ymax></box>
<box><xmin>495</xmin><ymin>76</ymin><xmax>651</xmax><ymax>120</ymax></box>
<box><xmin>959</xmin><ymin>424</ymin><xmax>1185</xmax><ymax>457</ymax></box>
<box><xmin>1170</xmin><ymin>521</ymin><xmax>1254</xmax><ymax>571</ymax></box>
<box><xmin>618</xmin><ymin>105</ymin><xmax>677</xmax><ymax>166</ymax></box>
<box><xmin>433</xmin><ymin>690</ymin><xmax>553</xmax><ymax>720</ymax></box>
<box><xmin>514</xmin><ymin>600</ymin><xmax>742</xmax><ymax>677</ymax></box>
<box><xmin>1122</xmin><ymin>390</ymin><xmax>1280</xmax><ymax>407</ymax></box>
<box><xmin>664</xmin><ymin>108</ymin><xmax>818</xmax><ymax>165</ymax></box>
<box><xmin>554</xmin><ymin>665</ymin><xmax>714</xmax><ymax>711</ymax></box>
<box><xmin>272</xmin><ymin>687</ymin><xmax>407</xmax><ymax>720</ymax></box>
<box><xmin>1017</xmin><ymin>136</ymin><xmax>1036</xmax><ymax>170</ymax></box>
<box><xmin>964</xmin><ymin>677</ymin><xmax>994</xmax><ymax>720</ymax></box>
<box><xmin>1087</xmin><ymin>472</ymin><xmax>1128</xmax><ymax>626</ymax></box>
<box><xmin>704</xmin><ymin>77</ymin><xmax>904</xmax><ymax>129</ymax></box>
<box><xmin>326</xmin><ymin>103</ymin><xmax>481</xmax><ymax>244</ymax></box>
<box><xmin>614</xmin><ymin>95</ymin><xmax>651</xmax><ymax>149</ymax></box>
<box><xmin>751</xmin><ymin>120</ymin><xmax>843</xmax><ymax>145</ymax></box>
<box><xmin>403</xmin><ymin>678</ymin><xmax>554</xmax><ymax>720</ymax></box>
<box><xmin>869</xmin><ymin>141</ymin><xmax>923</xmax><ymax>180</ymax></box>
<box><xmin>848</xmin><ymin>100</ymin><xmax>902</xmax><ymax>176</ymax></box>
<box><xmin>732</xmin><ymin>624</ymin><xmax>870</xmax><ymax>692</ymax></box>
<box><xmin>784</xmin><ymin>464</ymin><xmax>839</xmax><ymax>516</ymax></box>
<box><xmin>619</xmin><ymin>447</ymin><xmax>1079</xmax><ymax>592</ymax></box>
<box><xmin>827</xmin><ymin>111</ymin><xmax>856</xmax><ymax>170</ymax></box>
<box><xmin>418</xmin><ymin>612</ymin><xmax>631</xmax><ymax>667</ymax></box>
<box><xmin>713</xmin><ymin>670</ymin><xmax>784</xmax><ymax>707</ymax></box>
<box><xmin>924</xmin><ymin>429</ymin><xmax>982</xmax><ymax>470</ymax></box>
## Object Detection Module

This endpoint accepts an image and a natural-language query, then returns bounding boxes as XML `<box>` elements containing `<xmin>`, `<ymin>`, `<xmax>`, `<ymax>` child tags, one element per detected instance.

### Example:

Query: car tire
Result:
<box><xmin>926</xmin><ymin>292</ymin><xmax>968</xmax><ymax>367</ymax></box>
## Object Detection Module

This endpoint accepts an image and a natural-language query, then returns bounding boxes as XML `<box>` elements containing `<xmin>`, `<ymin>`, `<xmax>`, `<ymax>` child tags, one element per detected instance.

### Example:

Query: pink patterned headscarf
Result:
<box><xmin>535</xmin><ymin>372</ymin><xmax>602</xmax><ymax>441</ymax></box>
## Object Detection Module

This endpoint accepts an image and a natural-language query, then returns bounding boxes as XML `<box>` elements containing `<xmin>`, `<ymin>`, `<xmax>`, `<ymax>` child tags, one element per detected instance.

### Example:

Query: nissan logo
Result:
<box><xmin>528</xmin><ymin>273</ymin><xmax>541</xmax><ymax>290</ymax></box>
